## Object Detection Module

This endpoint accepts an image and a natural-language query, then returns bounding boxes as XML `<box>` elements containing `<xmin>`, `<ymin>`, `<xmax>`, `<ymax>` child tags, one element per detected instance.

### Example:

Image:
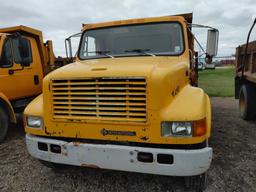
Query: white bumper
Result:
<box><xmin>26</xmin><ymin>134</ymin><xmax>212</xmax><ymax>176</ymax></box>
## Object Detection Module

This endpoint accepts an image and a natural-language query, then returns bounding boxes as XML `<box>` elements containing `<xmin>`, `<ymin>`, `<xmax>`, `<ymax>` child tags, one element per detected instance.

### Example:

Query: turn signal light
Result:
<box><xmin>193</xmin><ymin>119</ymin><xmax>207</xmax><ymax>137</ymax></box>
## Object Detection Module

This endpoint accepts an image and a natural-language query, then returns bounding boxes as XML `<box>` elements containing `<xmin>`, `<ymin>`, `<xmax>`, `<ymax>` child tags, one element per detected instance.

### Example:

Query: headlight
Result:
<box><xmin>161</xmin><ymin>121</ymin><xmax>193</xmax><ymax>137</ymax></box>
<box><xmin>26</xmin><ymin>116</ymin><xmax>43</xmax><ymax>129</ymax></box>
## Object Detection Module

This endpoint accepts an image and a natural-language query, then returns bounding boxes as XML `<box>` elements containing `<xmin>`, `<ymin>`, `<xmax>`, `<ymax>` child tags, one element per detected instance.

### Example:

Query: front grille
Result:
<box><xmin>51</xmin><ymin>77</ymin><xmax>147</xmax><ymax>123</ymax></box>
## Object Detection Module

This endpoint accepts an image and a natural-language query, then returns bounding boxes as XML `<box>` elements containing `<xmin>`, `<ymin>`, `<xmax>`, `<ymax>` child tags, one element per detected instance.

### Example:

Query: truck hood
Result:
<box><xmin>43</xmin><ymin>56</ymin><xmax>189</xmax><ymax>112</ymax></box>
<box><xmin>39</xmin><ymin>55</ymin><xmax>208</xmax><ymax>143</ymax></box>
<box><xmin>46</xmin><ymin>56</ymin><xmax>187</xmax><ymax>79</ymax></box>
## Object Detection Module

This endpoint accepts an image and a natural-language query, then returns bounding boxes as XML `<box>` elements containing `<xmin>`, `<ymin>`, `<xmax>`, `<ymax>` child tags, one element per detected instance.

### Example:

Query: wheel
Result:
<box><xmin>185</xmin><ymin>173</ymin><xmax>207</xmax><ymax>192</ymax></box>
<box><xmin>239</xmin><ymin>84</ymin><xmax>256</xmax><ymax>120</ymax></box>
<box><xmin>39</xmin><ymin>160</ymin><xmax>66</xmax><ymax>171</ymax></box>
<box><xmin>0</xmin><ymin>106</ymin><xmax>9</xmax><ymax>143</ymax></box>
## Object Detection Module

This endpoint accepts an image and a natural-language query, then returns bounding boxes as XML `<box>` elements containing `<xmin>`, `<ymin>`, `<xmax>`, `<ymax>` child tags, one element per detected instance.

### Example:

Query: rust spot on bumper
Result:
<box><xmin>73</xmin><ymin>142</ymin><xmax>81</xmax><ymax>146</ymax></box>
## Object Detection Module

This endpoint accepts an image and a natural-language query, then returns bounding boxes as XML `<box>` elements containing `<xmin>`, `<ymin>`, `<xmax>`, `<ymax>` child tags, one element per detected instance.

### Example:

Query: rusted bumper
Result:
<box><xmin>26</xmin><ymin>134</ymin><xmax>212</xmax><ymax>176</ymax></box>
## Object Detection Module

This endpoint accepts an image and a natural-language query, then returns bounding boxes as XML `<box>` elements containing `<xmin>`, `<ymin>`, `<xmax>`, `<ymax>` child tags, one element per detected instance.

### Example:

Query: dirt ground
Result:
<box><xmin>0</xmin><ymin>97</ymin><xmax>255</xmax><ymax>192</ymax></box>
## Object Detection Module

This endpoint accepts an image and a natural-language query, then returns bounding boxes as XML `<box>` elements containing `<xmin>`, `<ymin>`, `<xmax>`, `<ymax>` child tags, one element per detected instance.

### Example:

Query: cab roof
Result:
<box><xmin>82</xmin><ymin>13</ymin><xmax>193</xmax><ymax>31</ymax></box>
<box><xmin>0</xmin><ymin>25</ymin><xmax>50</xmax><ymax>74</ymax></box>
<box><xmin>0</xmin><ymin>25</ymin><xmax>43</xmax><ymax>42</ymax></box>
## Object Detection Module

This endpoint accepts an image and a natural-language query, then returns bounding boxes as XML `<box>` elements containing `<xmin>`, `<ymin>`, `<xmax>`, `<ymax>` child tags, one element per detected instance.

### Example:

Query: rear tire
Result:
<box><xmin>239</xmin><ymin>84</ymin><xmax>256</xmax><ymax>120</ymax></box>
<box><xmin>185</xmin><ymin>172</ymin><xmax>207</xmax><ymax>192</ymax></box>
<box><xmin>0</xmin><ymin>106</ymin><xmax>9</xmax><ymax>143</ymax></box>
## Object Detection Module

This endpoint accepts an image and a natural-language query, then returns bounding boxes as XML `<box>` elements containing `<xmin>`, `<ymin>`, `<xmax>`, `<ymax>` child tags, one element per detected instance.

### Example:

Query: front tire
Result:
<box><xmin>0</xmin><ymin>106</ymin><xmax>9</xmax><ymax>143</ymax></box>
<box><xmin>185</xmin><ymin>173</ymin><xmax>207</xmax><ymax>192</ymax></box>
<box><xmin>239</xmin><ymin>84</ymin><xmax>256</xmax><ymax>120</ymax></box>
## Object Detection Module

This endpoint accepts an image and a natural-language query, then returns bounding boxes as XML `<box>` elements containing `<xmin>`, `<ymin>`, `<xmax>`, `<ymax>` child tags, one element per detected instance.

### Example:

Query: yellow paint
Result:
<box><xmin>0</xmin><ymin>26</ymin><xmax>54</xmax><ymax>122</ymax></box>
<box><xmin>25</xmin><ymin>15</ymin><xmax>211</xmax><ymax>145</ymax></box>
<box><xmin>83</xmin><ymin>15</ymin><xmax>186</xmax><ymax>31</ymax></box>
<box><xmin>0</xmin><ymin>35</ymin><xmax>44</xmax><ymax>100</ymax></box>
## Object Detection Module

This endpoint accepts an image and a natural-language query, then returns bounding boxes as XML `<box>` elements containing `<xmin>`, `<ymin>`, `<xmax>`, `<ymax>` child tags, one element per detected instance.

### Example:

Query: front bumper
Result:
<box><xmin>26</xmin><ymin>134</ymin><xmax>212</xmax><ymax>176</ymax></box>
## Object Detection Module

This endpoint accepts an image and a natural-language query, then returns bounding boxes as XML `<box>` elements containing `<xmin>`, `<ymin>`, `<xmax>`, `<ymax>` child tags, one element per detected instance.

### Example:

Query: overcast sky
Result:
<box><xmin>0</xmin><ymin>0</ymin><xmax>256</xmax><ymax>57</ymax></box>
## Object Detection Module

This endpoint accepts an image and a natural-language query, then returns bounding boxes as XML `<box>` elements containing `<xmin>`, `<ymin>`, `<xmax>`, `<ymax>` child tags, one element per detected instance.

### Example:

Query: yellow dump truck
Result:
<box><xmin>0</xmin><ymin>26</ymin><xmax>55</xmax><ymax>142</ymax></box>
<box><xmin>24</xmin><ymin>14</ymin><xmax>218</xmax><ymax>190</ymax></box>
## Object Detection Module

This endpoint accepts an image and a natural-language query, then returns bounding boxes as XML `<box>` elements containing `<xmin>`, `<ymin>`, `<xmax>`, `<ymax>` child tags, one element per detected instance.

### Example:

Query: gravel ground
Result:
<box><xmin>0</xmin><ymin>97</ymin><xmax>255</xmax><ymax>192</ymax></box>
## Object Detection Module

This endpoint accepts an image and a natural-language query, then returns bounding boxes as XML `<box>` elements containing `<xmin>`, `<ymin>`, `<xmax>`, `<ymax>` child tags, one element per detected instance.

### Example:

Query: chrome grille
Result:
<box><xmin>51</xmin><ymin>77</ymin><xmax>147</xmax><ymax>123</ymax></box>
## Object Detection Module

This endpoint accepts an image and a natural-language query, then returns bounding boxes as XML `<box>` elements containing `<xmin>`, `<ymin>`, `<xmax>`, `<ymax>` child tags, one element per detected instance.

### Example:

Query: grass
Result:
<box><xmin>198</xmin><ymin>67</ymin><xmax>235</xmax><ymax>97</ymax></box>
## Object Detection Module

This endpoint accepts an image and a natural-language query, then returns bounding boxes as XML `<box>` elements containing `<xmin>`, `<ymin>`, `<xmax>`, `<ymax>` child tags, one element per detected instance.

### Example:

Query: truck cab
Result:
<box><xmin>0</xmin><ymin>26</ymin><xmax>54</xmax><ymax>142</ymax></box>
<box><xmin>24</xmin><ymin>14</ymin><xmax>218</xmax><ymax>190</ymax></box>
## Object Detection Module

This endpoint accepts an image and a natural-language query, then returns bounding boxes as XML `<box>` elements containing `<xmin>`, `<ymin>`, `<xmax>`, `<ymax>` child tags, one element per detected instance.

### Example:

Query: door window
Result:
<box><xmin>12</xmin><ymin>38</ymin><xmax>33</xmax><ymax>65</ymax></box>
<box><xmin>0</xmin><ymin>39</ymin><xmax>13</xmax><ymax>68</ymax></box>
<box><xmin>12</xmin><ymin>38</ymin><xmax>22</xmax><ymax>64</ymax></box>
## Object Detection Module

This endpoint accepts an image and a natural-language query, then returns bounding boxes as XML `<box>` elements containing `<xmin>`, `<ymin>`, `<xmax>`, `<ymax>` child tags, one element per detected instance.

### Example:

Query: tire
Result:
<box><xmin>185</xmin><ymin>173</ymin><xmax>207</xmax><ymax>192</ymax></box>
<box><xmin>0</xmin><ymin>106</ymin><xmax>9</xmax><ymax>143</ymax></box>
<box><xmin>239</xmin><ymin>84</ymin><xmax>256</xmax><ymax>120</ymax></box>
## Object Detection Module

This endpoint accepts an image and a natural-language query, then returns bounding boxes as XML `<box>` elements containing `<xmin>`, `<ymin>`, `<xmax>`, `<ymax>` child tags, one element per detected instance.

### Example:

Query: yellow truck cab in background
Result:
<box><xmin>24</xmin><ymin>14</ymin><xmax>218</xmax><ymax>190</ymax></box>
<box><xmin>0</xmin><ymin>26</ymin><xmax>54</xmax><ymax>142</ymax></box>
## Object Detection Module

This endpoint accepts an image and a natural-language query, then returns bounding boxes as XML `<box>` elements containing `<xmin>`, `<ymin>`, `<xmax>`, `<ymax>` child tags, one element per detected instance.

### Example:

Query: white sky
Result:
<box><xmin>0</xmin><ymin>0</ymin><xmax>256</xmax><ymax>57</ymax></box>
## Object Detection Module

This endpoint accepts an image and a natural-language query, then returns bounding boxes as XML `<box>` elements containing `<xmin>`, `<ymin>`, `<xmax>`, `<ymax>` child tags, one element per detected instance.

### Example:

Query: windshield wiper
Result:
<box><xmin>124</xmin><ymin>49</ymin><xmax>155</xmax><ymax>57</ymax></box>
<box><xmin>87</xmin><ymin>51</ymin><xmax>114</xmax><ymax>58</ymax></box>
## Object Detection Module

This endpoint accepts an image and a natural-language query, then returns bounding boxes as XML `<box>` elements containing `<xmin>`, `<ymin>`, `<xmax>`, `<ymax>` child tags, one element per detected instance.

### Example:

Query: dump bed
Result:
<box><xmin>236</xmin><ymin>41</ymin><xmax>256</xmax><ymax>83</ymax></box>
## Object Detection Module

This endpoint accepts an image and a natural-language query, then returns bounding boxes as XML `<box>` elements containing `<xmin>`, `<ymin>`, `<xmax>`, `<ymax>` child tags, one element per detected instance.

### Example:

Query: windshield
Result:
<box><xmin>79</xmin><ymin>22</ymin><xmax>184</xmax><ymax>59</ymax></box>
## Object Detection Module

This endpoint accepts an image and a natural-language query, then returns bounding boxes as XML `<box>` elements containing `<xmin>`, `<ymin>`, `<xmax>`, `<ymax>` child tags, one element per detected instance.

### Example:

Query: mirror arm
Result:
<box><xmin>64</xmin><ymin>32</ymin><xmax>82</xmax><ymax>62</ymax></box>
<box><xmin>65</xmin><ymin>38</ymin><xmax>72</xmax><ymax>58</ymax></box>
<box><xmin>241</xmin><ymin>18</ymin><xmax>256</xmax><ymax>79</ymax></box>
<box><xmin>188</xmin><ymin>23</ymin><xmax>218</xmax><ymax>31</ymax></box>
<box><xmin>187</xmin><ymin>23</ymin><xmax>218</xmax><ymax>64</ymax></box>
<box><xmin>6</xmin><ymin>32</ymin><xmax>21</xmax><ymax>39</ymax></box>
<box><xmin>187</xmin><ymin>26</ymin><xmax>206</xmax><ymax>55</ymax></box>
<box><xmin>189</xmin><ymin>49</ymin><xmax>206</xmax><ymax>63</ymax></box>
<box><xmin>8</xmin><ymin>66</ymin><xmax>25</xmax><ymax>75</ymax></box>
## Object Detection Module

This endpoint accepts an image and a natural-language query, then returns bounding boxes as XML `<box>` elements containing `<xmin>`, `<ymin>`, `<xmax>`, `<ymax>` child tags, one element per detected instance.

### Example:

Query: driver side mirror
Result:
<box><xmin>18</xmin><ymin>37</ymin><xmax>32</xmax><ymax>66</ymax></box>
<box><xmin>206</xmin><ymin>29</ymin><xmax>219</xmax><ymax>57</ymax></box>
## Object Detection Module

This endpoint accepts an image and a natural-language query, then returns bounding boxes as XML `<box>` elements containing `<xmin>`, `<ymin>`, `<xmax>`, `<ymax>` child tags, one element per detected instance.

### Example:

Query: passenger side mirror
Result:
<box><xmin>18</xmin><ymin>37</ymin><xmax>32</xmax><ymax>66</ymax></box>
<box><xmin>206</xmin><ymin>29</ymin><xmax>219</xmax><ymax>57</ymax></box>
<box><xmin>65</xmin><ymin>32</ymin><xmax>81</xmax><ymax>63</ymax></box>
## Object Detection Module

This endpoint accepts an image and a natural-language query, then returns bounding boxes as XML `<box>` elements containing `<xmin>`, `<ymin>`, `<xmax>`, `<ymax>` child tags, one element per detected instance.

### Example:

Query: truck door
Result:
<box><xmin>0</xmin><ymin>36</ymin><xmax>43</xmax><ymax>102</ymax></box>
<box><xmin>0</xmin><ymin>38</ymin><xmax>16</xmax><ymax>99</ymax></box>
